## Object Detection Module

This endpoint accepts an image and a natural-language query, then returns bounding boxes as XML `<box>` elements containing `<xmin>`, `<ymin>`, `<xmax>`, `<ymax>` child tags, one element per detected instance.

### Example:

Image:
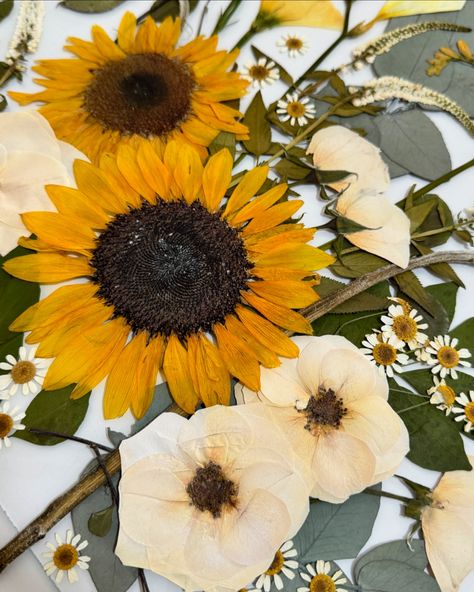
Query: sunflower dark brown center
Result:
<box><xmin>91</xmin><ymin>199</ymin><xmax>251</xmax><ymax>339</ymax></box>
<box><xmin>300</xmin><ymin>387</ymin><xmax>347</xmax><ymax>431</ymax></box>
<box><xmin>84</xmin><ymin>53</ymin><xmax>196</xmax><ymax>137</ymax></box>
<box><xmin>186</xmin><ymin>461</ymin><xmax>238</xmax><ymax>518</ymax></box>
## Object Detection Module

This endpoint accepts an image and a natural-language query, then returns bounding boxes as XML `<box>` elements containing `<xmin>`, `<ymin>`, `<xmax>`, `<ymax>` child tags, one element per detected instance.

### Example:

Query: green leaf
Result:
<box><xmin>389</xmin><ymin>376</ymin><xmax>471</xmax><ymax>471</ymax></box>
<box><xmin>405</xmin><ymin>198</ymin><xmax>438</xmax><ymax>233</ymax></box>
<box><xmin>354</xmin><ymin>539</ymin><xmax>429</xmax><ymax>581</ymax></box>
<box><xmin>293</xmin><ymin>488</ymin><xmax>381</xmax><ymax>562</ymax></box>
<box><xmin>317</xmin><ymin>277</ymin><xmax>388</xmax><ymax>314</ymax></box>
<box><xmin>394</xmin><ymin>271</ymin><xmax>439</xmax><ymax>317</ymax></box>
<box><xmin>316</xmin><ymin>169</ymin><xmax>353</xmax><ymax>185</ymax></box>
<box><xmin>357</xmin><ymin>559</ymin><xmax>441</xmax><ymax>592</ymax></box>
<box><xmin>374</xmin><ymin>110</ymin><xmax>451</xmax><ymax>181</ymax></box>
<box><xmin>0</xmin><ymin>94</ymin><xmax>7</xmax><ymax>112</ymax></box>
<box><xmin>209</xmin><ymin>131</ymin><xmax>236</xmax><ymax>160</ymax></box>
<box><xmin>0</xmin><ymin>0</ymin><xmax>13</xmax><ymax>22</ymax></box>
<box><xmin>242</xmin><ymin>92</ymin><xmax>272</xmax><ymax>157</ymax></box>
<box><xmin>139</xmin><ymin>0</ymin><xmax>180</xmax><ymax>23</ymax></box>
<box><xmin>425</xmin><ymin>281</ymin><xmax>459</xmax><ymax>326</ymax></box>
<box><xmin>413</xmin><ymin>243</ymin><xmax>465</xmax><ymax>288</ymax></box>
<box><xmin>14</xmin><ymin>386</ymin><xmax>91</xmax><ymax>446</ymax></box>
<box><xmin>331</xmin><ymin>251</ymin><xmax>386</xmax><ymax>279</ymax></box>
<box><xmin>59</xmin><ymin>0</ymin><xmax>125</xmax><ymax>13</ymax></box>
<box><xmin>88</xmin><ymin>505</ymin><xmax>114</xmax><ymax>537</ymax></box>
<box><xmin>274</xmin><ymin>158</ymin><xmax>312</xmax><ymax>181</ymax></box>
<box><xmin>450</xmin><ymin>317</ymin><xmax>474</xmax><ymax>348</ymax></box>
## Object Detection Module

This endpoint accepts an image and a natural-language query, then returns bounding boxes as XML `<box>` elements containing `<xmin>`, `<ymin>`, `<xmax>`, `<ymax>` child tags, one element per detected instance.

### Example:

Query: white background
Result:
<box><xmin>0</xmin><ymin>1</ymin><xmax>473</xmax><ymax>591</ymax></box>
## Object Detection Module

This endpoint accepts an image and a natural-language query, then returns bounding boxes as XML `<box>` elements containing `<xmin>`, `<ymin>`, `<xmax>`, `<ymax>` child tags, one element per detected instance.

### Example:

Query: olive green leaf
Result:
<box><xmin>88</xmin><ymin>505</ymin><xmax>114</xmax><ymax>538</ymax></box>
<box><xmin>0</xmin><ymin>0</ymin><xmax>13</xmax><ymax>22</ymax></box>
<box><xmin>242</xmin><ymin>91</ymin><xmax>272</xmax><ymax>157</ymax></box>
<box><xmin>209</xmin><ymin>131</ymin><xmax>236</xmax><ymax>160</ymax></box>
<box><xmin>59</xmin><ymin>0</ymin><xmax>125</xmax><ymax>13</ymax></box>
<box><xmin>316</xmin><ymin>277</ymin><xmax>388</xmax><ymax>314</ymax></box>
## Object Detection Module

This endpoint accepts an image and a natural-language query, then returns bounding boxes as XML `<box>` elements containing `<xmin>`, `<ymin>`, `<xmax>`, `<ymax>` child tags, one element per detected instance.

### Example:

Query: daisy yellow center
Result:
<box><xmin>248</xmin><ymin>64</ymin><xmax>271</xmax><ymax>81</ymax></box>
<box><xmin>286</xmin><ymin>38</ymin><xmax>303</xmax><ymax>50</ymax></box>
<box><xmin>310</xmin><ymin>574</ymin><xmax>336</xmax><ymax>592</ymax></box>
<box><xmin>91</xmin><ymin>199</ymin><xmax>251</xmax><ymax>339</ymax></box>
<box><xmin>10</xmin><ymin>360</ymin><xmax>36</xmax><ymax>384</ymax></box>
<box><xmin>465</xmin><ymin>402</ymin><xmax>474</xmax><ymax>423</ymax></box>
<box><xmin>437</xmin><ymin>385</ymin><xmax>456</xmax><ymax>406</ymax></box>
<box><xmin>186</xmin><ymin>461</ymin><xmax>238</xmax><ymax>518</ymax></box>
<box><xmin>373</xmin><ymin>342</ymin><xmax>397</xmax><ymax>366</ymax></box>
<box><xmin>287</xmin><ymin>101</ymin><xmax>306</xmax><ymax>117</ymax></box>
<box><xmin>301</xmin><ymin>387</ymin><xmax>347</xmax><ymax>431</ymax></box>
<box><xmin>265</xmin><ymin>550</ymin><xmax>285</xmax><ymax>575</ymax></box>
<box><xmin>53</xmin><ymin>544</ymin><xmax>78</xmax><ymax>571</ymax></box>
<box><xmin>437</xmin><ymin>346</ymin><xmax>459</xmax><ymax>368</ymax></box>
<box><xmin>84</xmin><ymin>53</ymin><xmax>195</xmax><ymax>137</ymax></box>
<box><xmin>392</xmin><ymin>314</ymin><xmax>417</xmax><ymax>341</ymax></box>
<box><xmin>0</xmin><ymin>414</ymin><xmax>13</xmax><ymax>438</ymax></box>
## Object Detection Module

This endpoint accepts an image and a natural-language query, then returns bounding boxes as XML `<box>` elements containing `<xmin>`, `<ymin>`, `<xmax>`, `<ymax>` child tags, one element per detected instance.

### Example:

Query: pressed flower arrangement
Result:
<box><xmin>0</xmin><ymin>1</ymin><xmax>473</xmax><ymax>592</ymax></box>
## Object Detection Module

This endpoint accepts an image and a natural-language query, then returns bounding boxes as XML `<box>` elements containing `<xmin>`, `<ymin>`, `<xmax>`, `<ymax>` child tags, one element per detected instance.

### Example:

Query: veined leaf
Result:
<box><xmin>243</xmin><ymin>91</ymin><xmax>272</xmax><ymax>156</ymax></box>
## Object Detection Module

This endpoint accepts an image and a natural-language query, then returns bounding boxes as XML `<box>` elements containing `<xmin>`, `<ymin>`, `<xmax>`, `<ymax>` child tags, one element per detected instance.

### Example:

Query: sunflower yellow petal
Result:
<box><xmin>243</xmin><ymin>200</ymin><xmax>304</xmax><ymax>235</ymax></box>
<box><xmin>201</xmin><ymin>148</ymin><xmax>233</xmax><ymax>211</ymax></box>
<box><xmin>116</xmin><ymin>146</ymin><xmax>156</xmax><ymax>202</ymax></box>
<box><xmin>254</xmin><ymin>244</ymin><xmax>335</xmax><ymax>271</ymax></box>
<box><xmin>225</xmin><ymin>315</ymin><xmax>280</xmax><ymax>369</ymax></box>
<box><xmin>223</xmin><ymin>166</ymin><xmax>269</xmax><ymax>218</ymax></box>
<box><xmin>130</xmin><ymin>336</ymin><xmax>164</xmax><ymax>419</ymax></box>
<box><xmin>172</xmin><ymin>144</ymin><xmax>203</xmax><ymax>204</ymax></box>
<box><xmin>45</xmin><ymin>185</ymin><xmax>109</xmax><ymax>228</ymax></box>
<box><xmin>242</xmin><ymin>291</ymin><xmax>313</xmax><ymax>335</ymax></box>
<box><xmin>117</xmin><ymin>11</ymin><xmax>137</xmax><ymax>52</ymax></box>
<box><xmin>74</xmin><ymin>160</ymin><xmax>124</xmax><ymax>213</ymax></box>
<box><xmin>4</xmin><ymin>253</ymin><xmax>91</xmax><ymax>283</ymax></box>
<box><xmin>230</xmin><ymin>184</ymin><xmax>287</xmax><ymax>225</ymax></box>
<box><xmin>187</xmin><ymin>334</ymin><xmax>230</xmax><ymax>407</ymax></box>
<box><xmin>136</xmin><ymin>143</ymin><xmax>171</xmax><ymax>199</ymax></box>
<box><xmin>21</xmin><ymin>212</ymin><xmax>96</xmax><ymax>254</ymax></box>
<box><xmin>250</xmin><ymin>280</ymin><xmax>318</xmax><ymax>308</ymax></box>
<box><xmin>162</xmin><ymin>334</ymin><xmax>199</xmax><ymax>414</ymax></box>
<box><xmin>91</xmin><ymin>25</ymin><xmax>126</xmax><ymax>60</ymax></box>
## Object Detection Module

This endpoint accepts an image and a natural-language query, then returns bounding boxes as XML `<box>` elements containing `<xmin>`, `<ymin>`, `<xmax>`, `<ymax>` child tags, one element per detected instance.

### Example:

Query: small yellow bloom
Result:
<box><xmin>375</xmin><ymin>1</ymin><xmax>466</xmax><ymax>22</ymax></box>
<box><xmin>258</xmin><ymin>1</ymin><xmax>343</xmax><ymax>30</ymax></box>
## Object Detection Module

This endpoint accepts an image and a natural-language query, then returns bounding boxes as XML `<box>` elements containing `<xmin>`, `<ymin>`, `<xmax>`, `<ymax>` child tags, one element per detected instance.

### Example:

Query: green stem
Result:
<box><xmin>334</xmin><ymin>311</ymin><xmax>382</xmax><ymax>335</ymax></box>
<box><xmin>25</xmin><ymin>427</ymin><xmax>114</xmax><ymax>453</ymax></box>
<box><xmin>390</xmin><ymin>387</ymin><xmax>429</xmax><ymax>398</ymax></box>
<box><xmin>232</xmin><ymin>25</ymin><xmax>259</xmax><ymax>51</ymax></box>
<box><xmin>212</xmin><ymin>0</ymin><xmax>241</xmax><ymax>35</ymax></box>
<box><xmin>364</xmin><ymin>487</ymin><xmax>412</xmax><ymax>504</ymax></box>
<box><xmin>411</xmin><ymin>158</ymin><xmax>474</xmax><ymax>199</ymax></box>
<box><xmin>397</xmin><ymin>401</ymin><xmax>430</xmax><ymax>414</ymax></box>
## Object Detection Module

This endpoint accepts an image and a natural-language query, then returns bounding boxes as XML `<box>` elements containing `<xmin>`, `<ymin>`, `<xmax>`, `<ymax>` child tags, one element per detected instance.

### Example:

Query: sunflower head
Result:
<box><xmin>9</xmin><ymin>12</ymin><xmax>249</xmax><ymax>162</ymax></box>
<box><xmin>5</xmin><ymin>142</ymin><xmax>333</xmax><ymax>419</ymax></box>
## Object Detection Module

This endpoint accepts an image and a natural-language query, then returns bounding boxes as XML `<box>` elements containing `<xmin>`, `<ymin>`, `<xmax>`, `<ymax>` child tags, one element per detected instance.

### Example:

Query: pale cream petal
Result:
<box><xmin>115</xmin><ymin>529</ymin><xmax>149</xmax><ymax>571</ymax></box>
<box><xmin>0</xmin><ymin>219</ymin><xmax>24</xmax><ymax>257</ymax></box>
<box><xmin>259</xmin><ymin>359</ymin><xmax>309</xmax><ymax>407</ymax></box>
<box><xmin>234</xmin><ymin>383</ymin><xmax>260</xmax><ymax>405</ymax></box>
<box><xmin>0</xmin><ymin>111</ymin><xmax>62</xmax><ymax>159</ymax></box>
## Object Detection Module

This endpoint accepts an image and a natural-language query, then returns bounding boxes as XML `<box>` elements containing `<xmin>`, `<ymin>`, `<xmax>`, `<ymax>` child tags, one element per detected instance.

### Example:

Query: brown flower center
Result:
<box><xmin>248</xmin><ymin>64</ymin><xmax>271</xmax><ymax>81</ymax></box>
<box><xmin>287</xmin><ymin>101</ymin><xmax>306</xmax><ymax>117</ymax></box>
<box><xmin>0</xmin><ymin>413</ymin><xmax>13</xmax><ymax>438</ymax></box>
<box><xmin>392</xmin><ymin>314</ymin><xmax>417</xmax><ymax>341</ymax></box>
<box><xmin>301</xmin><ymin>387</ymin><xmax>347</xmax><ymax>431</ymax></box>
<box><xmin>437</xmin><ymin>346</ymin><xmax>459</xmax><ymax>368</ymax></box>
<box><xmin>465</xmin><ymin>402</ymin><xmax>474</xmax><ymax>423</ymax></box>
<box><xmin>84</xmin><ymin>53</ymin><xmax>196</xmax><ymax>137</ymax></box>
<box><xmin>310</xmin><ymin>574</ymin><xmax>336</xmax><ymax>592</ymax></box>
<box><xmin>437</xmin><ymin>385</ymin><xmax>456</xmax><ymax>406</ymax></box>
<box><xmin>372</xmin><ymin>342</ymin><xmax>397</xmax><ymax>366</ymax></box>
<box><xmin>10</xmin><ymin>360</ymin><xmax>36</xmax><ymax>384</ymax></box>
<box><xmin>53</xmin><ymin>544</ymin><xmax>78</xmax><ymax>571</ymax></box>
<box><xmin>186</xmin><ymin>461</ymin><xmax>238</xmax><ymax>518</ymax></box>
<box><xmin>265</xmin><ymin>550</ymin><xmax>285</xmax><ymax>575</ymax></box>
<box><xmin>286</xmin><ymin>38</ymin><xmax>303</xmax><ymax>50</ymax></box>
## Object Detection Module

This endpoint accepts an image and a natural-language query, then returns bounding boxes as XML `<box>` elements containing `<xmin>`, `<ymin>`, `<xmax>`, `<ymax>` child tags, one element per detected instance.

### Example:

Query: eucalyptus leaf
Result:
<box><xmin>107</xmin><ymin>428</ymin><xmax>127</xmax><ymax>448</ymax></box>
<box><xmin>357</xmin><ymin>559</ymin><xmax>441</xmax><ymax>592</ymax></box>
<box><xmin>243</xmin><ymin>92</ymin><xmax>272</xmax><ymax>156</ymax></box>
<box><xmin>14</xmin><ymin>386</ymin><xmax>91</xmax><ymax>446</ymax></box>
<box><xmin>354</xmin><ymin>539</ymin><xmax>429</xmax><ymax>581</ymax></box>
<box><xmin>59</xmin><ymin>0</ymin><xmax>125</xmax><ymax>13</ymax></box>
<box><xmin>88</xmin><ymin>505</ymin><xmax>114</xmax><ymax>537</ymax></box>
<box><xmin>293</xmin><ymin>488</ymin><xmax>381</xmax><ymax>562</ymax></box>
<box><xmin>209</xmin><ymin>131</ymin><xmax>236</xmax><ymax>159</ymax></box>
<box><xmin>0</xmin><ymin>0</ymin><xmax>13</xmax><ymax>23</ymax></box>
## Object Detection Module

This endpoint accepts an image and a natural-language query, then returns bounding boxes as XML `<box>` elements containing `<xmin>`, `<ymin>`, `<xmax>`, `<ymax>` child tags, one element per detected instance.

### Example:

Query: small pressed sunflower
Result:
<box><xmin>9</xmin><ymin>13</ymin><xmax>249</xmax><ymax>163</ymax></box>
<box><xmin>277</xmin><ymin>92</ymin><xmax>316</xmax><ymax>127</ymax></box>
<box><xmin>0</xmin><ymin>402</ymin><xmax>25</xmax><ymax>450</ymax></box>
<box><xmin>254</xmin><ymin>540</ymin><xmax>298</xmax><ymax>591</ymax></box>
<box><xmin>425</xmin><ymin>335</ymin><xmax>471</xmax><ymax>379</ymax></box>
<box><xmin>43</xmin><ymin>530</ymin><xmax>90</xmax><ymax>584</ymax></box>
<box><xmin>5</xmin><ymin>143</ymin><xmax>333</xmax><ymax>419</ymax></box>
<box><xmin>276</xmin><ymin>34</ymin><xmax>309</xmax><ymax>58</ymax></box>
<box><xmin>298</xmin><ymin>560</ymin><xmax>347</xmax><ymax>592</ymax></box>
<box><xmin>381</xmin><ymin>303</ymin><xmax>428</xmax><ymax>350</ymax></box>
<box><xmin>453</xmin><ymin>390</ymin><xmax>474</xmax><ymax>432</ymax></box>
<box><xmin>361</xmin><ymin>333</ymin><xmax>410</xmax><ymax>377</ymax></box>
<box><xmin>428</xmin><ymin>377</ymin><xmax>457</xmax><ymax>415</ymax></box>
<box><xmin>243</xmin><ymin>58</ymin><xmax>280</xmax><ymax>89</ymax></box>
<box><xmin>0</xmin><ymin>346</ymin><xmax>46</xmax><ymax>398</ymax></box>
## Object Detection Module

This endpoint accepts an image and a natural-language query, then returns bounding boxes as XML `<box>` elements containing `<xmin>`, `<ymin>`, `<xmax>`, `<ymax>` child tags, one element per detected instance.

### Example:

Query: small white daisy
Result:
<box><xmin>254</xmin><ymin>540</ymin><xmax>298</xmax><ymax>591</ymax></box>
<box><xmin>414</xmin><ymin>347</ymin><xmax>432</xmax><ymax>363</ymax></box>
<box><xmin>276</xmin><ymin>34</ymin><xmax>309</xmax><ymax>58</ymax></box>
<box><xmin>453</xmin><ymin>390</ymin><xmax>474</xmax><ymax>432</ymax></box>
<box><xmin>360</xmin><ymin>333</ymin><xmax>410</xmax><ymax>377</ymax></box>
<box><xmin>381</xmin><ymin>304</ymin><xmax>428</xmax><ymax>350</ymax></box>
<box><xmin>242</xmin><ymin>58</ymin><xmax>280</xmax><ymax>89</ymax></box>
<box><xmin>0</xmin><ymin>401</ymin><xmax>25</xmax><ymax>449</ymax></box>
<box><xmin>298</xmin><ymin>560</ymin><xmax>347</xmax><ymax>592</ymax></box>
<box><xmin>276</xmin><ymin>92</ymin><xmax>316</xmax><ymax>126</ymax></box>
<box><xmin>43</xmin><ymin>530</ymin><xmax>91</xmax><ymax>584</ymax></box>
<box><xmin>0</xmin><ymin>346</ymin><xmax>46</xmax><ymax>398</ymax></box>
<box><xmin>428</xmin><ymin>377</ymin><xmax>457</xmax><ymax>415</ymax></box>
<box><xmin>425</xmin><ymin>335</ymin><xmax>471</xmax><ymax>379</ymax></box>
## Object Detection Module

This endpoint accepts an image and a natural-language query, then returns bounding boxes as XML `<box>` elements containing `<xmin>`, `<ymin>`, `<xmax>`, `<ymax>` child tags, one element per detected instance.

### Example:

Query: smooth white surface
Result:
<box><xmin>0</xmin><ymin>1</ymin><xmax>473</xmax><ymax>591</ymax></box>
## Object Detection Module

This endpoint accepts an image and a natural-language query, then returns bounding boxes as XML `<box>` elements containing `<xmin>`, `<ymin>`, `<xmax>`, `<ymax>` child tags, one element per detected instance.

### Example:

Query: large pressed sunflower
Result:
<box><xmin>9</xmin><ymin>12</ymin><xmax>249</xmax><ymax>163</ymax></box>
<box><xmin>4</xmin><ymin>142</ymin><xmax>333</xmax><ymax>419</ymax></box>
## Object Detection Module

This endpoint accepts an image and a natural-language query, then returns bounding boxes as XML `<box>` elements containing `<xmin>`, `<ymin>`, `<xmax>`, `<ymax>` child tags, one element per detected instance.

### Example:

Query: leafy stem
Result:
<box><xmin>363</xmin><ymin>487</ymin><xmax>412</xmax><ymax>504</ymax></box>
<box><xmin>411</xmin><ymin>157</ymin><xmax>474</xmax><ymax>199</ymax></box>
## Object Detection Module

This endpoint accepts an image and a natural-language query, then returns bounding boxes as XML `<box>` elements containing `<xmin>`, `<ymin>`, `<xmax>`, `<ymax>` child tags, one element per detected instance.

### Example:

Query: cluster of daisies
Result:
<box><xmin>242</xmin><ymin>34</ymin><xmax>317</xmax><ymax>128</ymax></box>
<box><xmin>359</xmin><ymin>298</ymin><xmax>473</xmax><ymax>431</ymax></box>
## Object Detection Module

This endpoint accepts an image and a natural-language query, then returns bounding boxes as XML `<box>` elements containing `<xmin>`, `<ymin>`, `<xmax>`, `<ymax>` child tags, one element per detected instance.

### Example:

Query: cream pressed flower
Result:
<box><xmin>381</xmin><ymin>303</ymin><xmax>428</xmax><ymax>350</ymax></box>
<box><xmin>243</xmin><ymin>58</ymin><xmax>280</xmax><ymax>89</ymax></box>
<box><xmin>452</xmin><ymin>390</ymin><xmax>474</xmax><ymax>432</ymax></box>
<box><xmin>254</xmin><ymin>539</ymin><xmax>298</xmax><ymax>591</ymax></box>
<box><xmin>428</xmin><ymin>377</ymin><xmax>457</xmax><ymax>416</ymax></box>
<box><xmin>0</xmin><ymin>111</ymin><xmax>85</xmax><ymax>256</ymax></box>
<box><xmin>361</xmin><ymin>333</ymin><xmax>410</xmax><ymax>377</ymax></box>
<box><xmin>276</xmin><ymin>34</ymin><xmax>309</xmax><ymax>57</ymax></box>
<box><xmin>0</xmin><ymin>402</ymin><xmax>25</xmax><ymax>449</ymax></box>
<box><xmin>307</xmin><ymin>126</ymin><xmax>410</xmax><ymax>268</ymax></box>
<box><xmin>425</xmin><ymin>335</ymin><xmax>471</xmax><ymax>379</ymax></box>
<box><xmin>43</xmin><ymin>530</ymin><xmax>90</xmax><ymax>584</ymax></box>
<box><xmin>0</xmin><ymin>346</ymin><xmax>46</xmax><ymax>397</ymax></box>
<box><xmin>298</xmin><ymin>560</ymin><xmax>348</xmax><ymax>592</ymax></box>
<box><xmin>277</xmin><ymin>93</ymin><xmax>316</xmax><ymax>126</ymax></box>
<box><xmin>421</xmin><ymin>455</ymin><xmax>474</xmax><ymax>592</ymax></box>
<box><xmin>236</xmin><ymin>335</ymin><xmax>409</xmax><ymax>504</ymax></box>
<box><xmin>116</xmin><ymin>405</ymin><xmax>310</xmax><ymax>592</ymax></box>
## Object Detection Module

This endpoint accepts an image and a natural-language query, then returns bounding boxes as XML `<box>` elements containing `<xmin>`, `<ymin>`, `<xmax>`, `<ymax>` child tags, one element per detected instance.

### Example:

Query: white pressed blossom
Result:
<box><xmin>381</xmin><ymin>303</ymin><xmax>428</xmax><ymax>350</ymax></box>
<box><xmin>428</xmin><ymin>377</ymin><xmax>457</xmax><ymax>416</ymax></box>
<box><xmin>43</xmin><ymin>530</ymin><xmax>90</xmax><ymax>584</ymax></box>
<box><xmin>298</xmin><ymin>560</ymin><xmax>347</xmax><ymax>592</ymax></box>
<box><xmin>425</xmin><ymin>335</ymin><xmax>471</xmax><ymax>379</ymax></box>
<box><xmin>277</xmin><ymin>92</ymin><xmax>316</xmax><ymax>126</ymax></box>
<box><xmin>452</xmin><ymin>390</ymin><xmax>474</xmax><ymax>432</ymax></box>
<box><xmin>242</xmin><ymin>58</ymin><xmax>280</xmax><ymax>89</ymax></box>
<box><xmin>5</xmin><ymin>0</ymin><xmax>45</xmax><ymax>68</ymax></box>
<box><xmin>0</xmin><ymin>401</ymin><xmax>25</xmax><ymax>450</ymax></box>
<box><xmin>254</xmin><ymin>540</ymin><xmax>299</xmax><ymax>591</ymax></box>
<box><xmin>0</xmin><ymin>346</ymin><xmax>46</xmax><ymax>397</ymax></box>
<box><xmin>276</xmin><ymin>34</ymin><xmax>309</xmax><ymax>58</ymax></box>
<box><xmin>361</xmin><ymin>333</ymin><xmax>410</xmax><ymax>377</ymax></box>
